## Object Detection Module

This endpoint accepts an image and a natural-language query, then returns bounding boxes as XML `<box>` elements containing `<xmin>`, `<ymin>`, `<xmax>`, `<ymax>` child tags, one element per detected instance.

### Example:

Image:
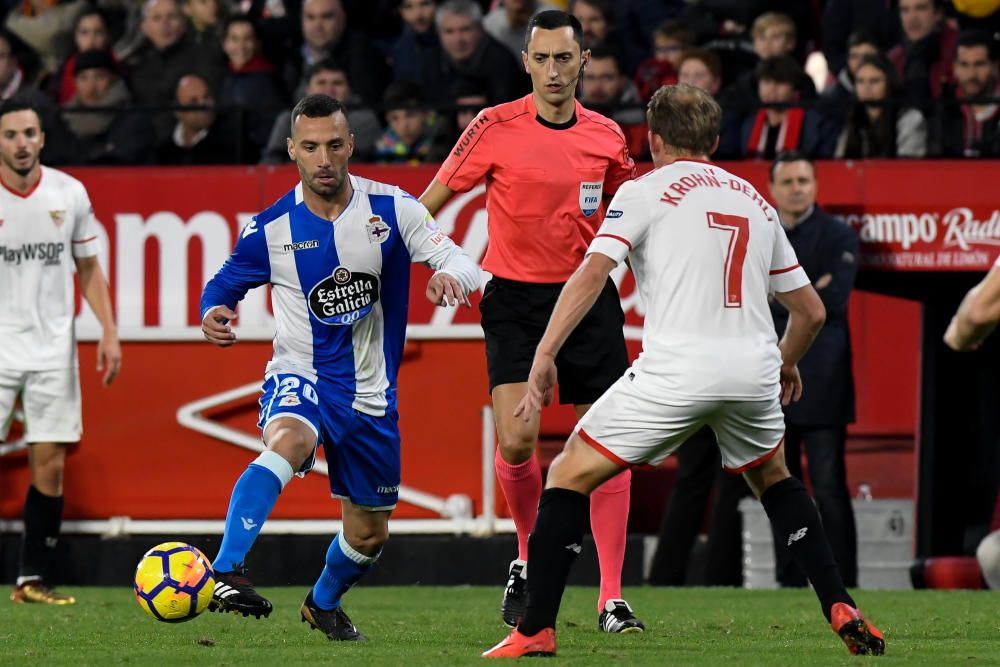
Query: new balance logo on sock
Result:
<box><xmin>787</xmin><ymin>527</ymin><xmax>808</xmax><ymax>546</ymax></box>
<box><xmin>565</xmin><ymin>543</ymin><xmax>582</xmax><ymax>554</ymax></box>
<box><xmin>241</xmin><ymin>517</ymin><xmax>258</xmax><ymax>531</ymax></box>
<box><xmin>44</xmin><ymin>537</ymin><xmax>58</xmax><ymax>548</ymax></box>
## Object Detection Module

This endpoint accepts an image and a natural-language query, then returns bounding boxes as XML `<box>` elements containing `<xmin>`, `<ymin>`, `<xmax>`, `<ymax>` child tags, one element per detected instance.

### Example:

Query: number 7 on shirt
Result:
<box><xmin>706</xmin><ymin>212</ymin><xmax>750</xmax><ymax>308</ymax></box>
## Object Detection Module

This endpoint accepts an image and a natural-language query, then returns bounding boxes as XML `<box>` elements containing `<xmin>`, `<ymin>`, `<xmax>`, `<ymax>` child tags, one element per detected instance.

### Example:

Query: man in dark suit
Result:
<box><xmin>768</xmin><ymin>151</ymin><xmax>860</xmax><ymax>588</ymax></box>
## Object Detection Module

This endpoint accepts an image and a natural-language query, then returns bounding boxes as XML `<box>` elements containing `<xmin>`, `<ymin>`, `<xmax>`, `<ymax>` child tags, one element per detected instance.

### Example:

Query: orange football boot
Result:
<box><xmin>482</xmin><ymin>627</ymin><xmax>557</xmax><ymax>658</ymax></box>
<box><xmin>830</xmin><ymin>602</ymin><xmax>885</xmax><ymax>655</ymax></box>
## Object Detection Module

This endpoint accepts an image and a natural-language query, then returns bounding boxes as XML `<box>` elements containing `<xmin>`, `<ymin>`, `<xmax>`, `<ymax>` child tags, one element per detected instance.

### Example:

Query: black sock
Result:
<box><xmin>19</xmin><ymin>485</ymin><xmax>64</xmax><ymax>582</ymax></box>
<box><xmin>518</xmin><ymin>488</ymin><xmax>589</xmax><ymax>636</ymax></box>
<box><xmin>759</xmin><ymin>477</ymin><xmax>854</xmax><ymax>622</ymax></box>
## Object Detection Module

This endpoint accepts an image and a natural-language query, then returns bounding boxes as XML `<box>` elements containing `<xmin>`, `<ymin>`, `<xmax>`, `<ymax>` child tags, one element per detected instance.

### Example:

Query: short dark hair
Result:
<box><xmin>73</xmin><ymin>4</ymin><xmax>108</xmax><ymax>33</ymax></box>
<box><xmin>306</xmin><ymin>58</ymin><xmax>348</xmax><ymax>84</ymax></box>
<box><xmin>654</xmin><ymin>19</ymin><xmax>694</xmax><ymax>46</ymax></box>
<box><xmin>382</xmin><ymin>79</ymin><xmax>426</xmax><ymax>113</ymax></box>
<box><xmin>755</xmin><ymin>54</ymin><xmax>803</xmax><ymax>86</ymax></box>
<box><xmin>678</xmin><ymin>48</ymin><xmax>722</xmax><ymax>82</ymax></box>
<box><xmin>587</xmin><ymin>44</ymin><xmax>621</xmax><ymax>71</ymax></box>
<box><xmin>223</xmin><ymin>15</ymin><xmax>257</xmax><ymax>39</ymax></box>
<box><xmin>647</xmin><ymin>84</ymin><xmax>720</xmax><ymax>155</ymax></box>
<box><xmin>957</xmin><ymin>29</ymin><xmax>999</xmax><ymax>61</ymax></box>
<box><xmin>0</xmin><ymin>96</ymin><xmax>41</xmax><ymax>129</ymax></box>
<box><xmin>847</xmin><ymin>27</ymin><xmax>881</xmax><ymax>51</ymax></box>
<box><xmin>290</xmin><ymin>94</ymin><xmax>347</xmax><ymax>135</ymax></box>
<box><xmin>769</xmin><ymin>150</ymin><xmax>814</xmax><ymax>182</ymax></box>
<box><xmin>523</xmin><ymin>10</ymin><xmax>583</xmax><ymax>52</ymax></box>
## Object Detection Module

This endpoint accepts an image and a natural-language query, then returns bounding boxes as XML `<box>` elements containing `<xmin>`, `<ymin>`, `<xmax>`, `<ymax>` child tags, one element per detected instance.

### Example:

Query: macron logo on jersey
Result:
<box><xmin>242</xmin><ymin>220</ymin><xmax>259</xmax><ymax>238</ymax></box>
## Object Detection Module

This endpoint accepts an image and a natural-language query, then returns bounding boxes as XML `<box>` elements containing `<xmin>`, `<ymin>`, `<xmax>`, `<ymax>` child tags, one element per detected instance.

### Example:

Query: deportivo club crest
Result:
<box><xmin>49</xmin><ymin>210</ymin><xmax>66</xmax><ymax>227</ymax></box>
<box><xmin>366</xmin><ymin>215</ymin><xmax>391</xmax><ymax>244</ymax></box>
<box><xmin>579</xmin><ymin>181</ymin><xmax>602</xmax><ymax>217</ymax></box>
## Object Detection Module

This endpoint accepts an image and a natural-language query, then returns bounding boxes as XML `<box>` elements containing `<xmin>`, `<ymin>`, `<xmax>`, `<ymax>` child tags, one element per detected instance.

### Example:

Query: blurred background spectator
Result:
<box><xmin>428</xmin><ymin>74</ymin><xmax>487</xmax><ymax>161</ymax></box>
<box><xmin>61</xmin><ymin>48</ymin><xmax>154</xmax><ymax>164</ymax></box>
<box><xmin>374</xmin><ymin>78</ymin><xmax>435</xmax><ymax>163</ymax></box>
<box><xmin>218</xmin><ymin>15</ymin><xmax>285</xmax><ymax>152</ymax></box>
<box><xmin>391</xmin><ymin>0</ymin><xmax>440</xmax><ymax>89</ymax></box>
<box><xmin>632</xmin><ymin>20</ymin><xmax>691</xmax><ymax>103</ymax></box>
<box><xmin>820</xmin><ymin>28</ymin><xmax>883</xmax><ymax>120</ymax></box>
<box><xmin>158</xmin><ymin>72</ymin><xmax>257</xmax><ymax>163</ymax></box>
<box><xmin>890</xmin><ymin>0</ymin><xmax>958</xmax><ymax>105</ymax></box>
<box><xmin>261</xmin><ymin>57</ymin><xmax>379</xmax><ymax>163</ymax></box>
<box><xmin>834</xmin><ymin>53</ymin><xmax>928</xmax><ymax>158</ymax></box>
<box><xmin>53</xmin><ymin>5</ymin><xmax>113</xmax><ymax>105</ymax></box>
<box><xmin>578</xmin><ymin>45</ymin><xmax>646</xmax><ymax>158</ymax></box>
<box><xmin>929</xmin><ymin>29</ymin><xmax>1000</xmax><ymax>156</ymax></box>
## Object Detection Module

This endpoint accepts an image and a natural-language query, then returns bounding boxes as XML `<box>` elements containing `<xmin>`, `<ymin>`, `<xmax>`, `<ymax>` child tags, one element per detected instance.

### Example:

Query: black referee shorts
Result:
<box><xmin>479</xmin><ymin>276</ymin><xmax>628</xmax><ymax>405</ymax></box>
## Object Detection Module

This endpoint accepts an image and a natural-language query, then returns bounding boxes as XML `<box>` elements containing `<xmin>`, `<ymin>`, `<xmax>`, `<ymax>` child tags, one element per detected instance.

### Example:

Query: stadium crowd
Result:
<box><xmin>1</xmin><ymin>0</ymin><xmax>998</xmax><ymax>165</ymax></box>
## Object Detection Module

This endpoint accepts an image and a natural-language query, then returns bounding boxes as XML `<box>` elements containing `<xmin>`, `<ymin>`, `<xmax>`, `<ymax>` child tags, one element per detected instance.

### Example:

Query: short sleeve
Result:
<box><xmin>433</xmin><ymin>110</ymin><xmax>495</xmax><ymax>193</ymax></box>
<box><xmin>71</xmin><ymin>183</ymin><xmax>100</xmax><ymax>259</ymax></box>
<box><xmin>602</xmin><ymin>124</ymin><xmax>636</xmax><ymax>198</ymax></box>
<box><xmin>768</xmin><ymin>218</ymin><xmax>810</xmax><ymax>293</ymax></box>
<box><xmin>586</xmin><ymin>180</ymin><xmax>651</xmax><ymax>265</ymax></box>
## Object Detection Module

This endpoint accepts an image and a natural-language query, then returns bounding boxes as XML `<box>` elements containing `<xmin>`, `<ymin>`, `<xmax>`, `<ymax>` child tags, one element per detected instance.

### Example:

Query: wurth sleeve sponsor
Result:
<box><xmin>71</xmin><ymin>182</ymin><xmax>100</xmax><ymax>258</ymax></box>
<box><xmin>396</xmin><ymin>194</ymin><xmax>480</xmax><ymax>295</ymax></box>
<box><xmin>200</xmin><ymin>217</ymin><xmax>272</xmax><ymax>319</ymax></box>
<box><xmin>435</xmin><ymin>109</ymin><xmax>495</xmax><ymax>192</ymax></box>
<box><xmin>768</xmin><ymin>217</ymin><xmax>810</xmax><ymax>294</ymax></box>
<box><xmin>587</xmin><ymin>180</ymin><xmax>652</xmax><ymax>265</ymax></box>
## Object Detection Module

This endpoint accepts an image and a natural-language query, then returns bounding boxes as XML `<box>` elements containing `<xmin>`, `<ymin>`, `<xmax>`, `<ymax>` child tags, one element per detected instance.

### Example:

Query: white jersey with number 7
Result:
<box><xmin>587</xmin><ymin>159</ymin><xmax>810</xmax><ymax>401</ymax></box>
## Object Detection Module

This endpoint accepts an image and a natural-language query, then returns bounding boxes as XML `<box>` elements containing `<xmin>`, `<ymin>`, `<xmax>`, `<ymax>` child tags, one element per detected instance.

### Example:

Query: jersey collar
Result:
<box><xmin>0</xmin><ymin>166</ymin><xmax>43</xmax><ymax>199</ymax></box>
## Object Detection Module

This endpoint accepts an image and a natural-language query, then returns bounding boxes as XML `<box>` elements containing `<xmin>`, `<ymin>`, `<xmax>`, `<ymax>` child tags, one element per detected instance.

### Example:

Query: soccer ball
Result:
<box><xmin>134</xmin><ymin>541</ymin><xmax>215</xmax><ymax>622</ymax></box>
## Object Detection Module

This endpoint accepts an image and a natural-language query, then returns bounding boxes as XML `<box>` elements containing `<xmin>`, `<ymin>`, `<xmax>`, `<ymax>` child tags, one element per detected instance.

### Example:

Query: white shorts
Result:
<box><xmin>575</xmin><ymin>372</ymin><xmax>784</xmax><ymax>473</ymax></box>
<box><xmin>0</xmin><ymin>367</ymin><xmax>82</xmax><ymax>443</ymax></box>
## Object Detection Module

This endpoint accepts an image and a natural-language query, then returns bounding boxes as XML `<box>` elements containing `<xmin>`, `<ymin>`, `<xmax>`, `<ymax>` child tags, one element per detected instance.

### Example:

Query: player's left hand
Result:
<box><xmin>514</xmin><ymin>353</ymin><xmax>557</xmax><ymax>421</ymax></box>
<box><xmin>426</xmin><ymin>272</ymin><xmax>471</xmax><ymax>308</ymax></box>
<box><xmin>779</xmin><ymin>363</ymin><xmax>802</xmax><ymax>405</ymax></box>
<box><xmin>97</xmin><ymin>331</ymin><xmax>122</xmax><ymax>386</ymax></box>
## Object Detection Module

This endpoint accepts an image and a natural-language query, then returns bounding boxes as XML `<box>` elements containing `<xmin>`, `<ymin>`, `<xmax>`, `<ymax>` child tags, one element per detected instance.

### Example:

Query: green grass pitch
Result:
<box><xmin>3</xmin><ymin>587</ymin><xmax>997</xmax><ymax>665</ymax></box>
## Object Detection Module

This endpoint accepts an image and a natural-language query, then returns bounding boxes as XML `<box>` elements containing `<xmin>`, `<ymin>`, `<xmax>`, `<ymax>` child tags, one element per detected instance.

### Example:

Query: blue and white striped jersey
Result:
<box><xmin>201</xmin><ymin>174</ymin><xmax>480</xmax><ymax>416</ymax></box>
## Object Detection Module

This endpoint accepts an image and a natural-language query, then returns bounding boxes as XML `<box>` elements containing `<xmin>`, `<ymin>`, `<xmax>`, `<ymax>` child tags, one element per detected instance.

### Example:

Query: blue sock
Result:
<box><xmin>213</xmin><ymin>451</ymin><xmax>293</xmax><ymax>572</ymax></box>
<box><xmin>312</xmin><ymin>533</ymin><xmax>380</xmax><ymax>610</ymax></box>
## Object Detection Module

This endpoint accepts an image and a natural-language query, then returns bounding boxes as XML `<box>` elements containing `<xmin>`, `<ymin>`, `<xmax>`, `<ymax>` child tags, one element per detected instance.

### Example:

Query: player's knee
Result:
<box><xmin>265</xmin><ymin>427</ymin><xmax>313</xmax><ymax>470</ymax></box>
<box><xmin>496</xmin><ymin>432</ymin><xmax>534</xmax><ymax>464</ymax></box>
<box><xmin>32</xmin><ymin>455</ymin><xmax>66</xmax><ymax>493</ymax></box>
<box><xmin>743</xmin><ymin>456</ymin><xmax>790</xmax><ymax>498</ymax></box>
<box><xmin>344</xmin><ymin>523</ymin><xmax>389</xmax><ymax>555</ymax></box>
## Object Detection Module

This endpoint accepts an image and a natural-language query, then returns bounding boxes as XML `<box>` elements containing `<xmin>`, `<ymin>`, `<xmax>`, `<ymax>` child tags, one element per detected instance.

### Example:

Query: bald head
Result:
<box><xmin>175</xmin><ymin>74</ymin><xmax>215</xmax><ymax>131</ymax></box>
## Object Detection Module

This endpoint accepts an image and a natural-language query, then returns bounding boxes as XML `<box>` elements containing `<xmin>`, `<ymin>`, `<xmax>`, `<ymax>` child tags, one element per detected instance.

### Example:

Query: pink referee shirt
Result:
<box><xmin>435</xmin><ymin>94</ymin><xmax>635</xmax><ymax>283</ymax></box>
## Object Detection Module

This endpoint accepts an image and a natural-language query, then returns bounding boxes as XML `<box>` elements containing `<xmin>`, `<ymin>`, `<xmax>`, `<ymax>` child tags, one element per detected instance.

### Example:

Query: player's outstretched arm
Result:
<box><xmin>773</xmin><ymin>284</ymin><xmax>826</xmax><ymax>405</ymax></box>
<box><xmin>944</xmin><ymin>265</ymin><xmax>1000</xmax><ymax>351</ymax></box>
<box><xmin>514</xmin><ymin>253</ymin><xmax>617</xmax><ymax>421</ymax></box>
<box><xmin>202</xmin><ymin>305</ymin><xmax>239</xmax><ymax>347</ymax></box>
<box><xmin>418</xmin><ymin>179</ymin><xmax>455</xmax><ymax>217</ymax></box>
<box><xmin>74</xmin><ymin>255</ymin><xmax>121</xmax><ymax>386</ymax></box>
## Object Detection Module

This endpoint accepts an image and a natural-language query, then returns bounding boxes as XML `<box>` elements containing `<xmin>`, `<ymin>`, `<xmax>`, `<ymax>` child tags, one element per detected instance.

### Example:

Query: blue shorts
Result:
<box><xmin>257</xmin><ymin>372</ymin><xmax>400</xmax><ymax>510</ymax></box>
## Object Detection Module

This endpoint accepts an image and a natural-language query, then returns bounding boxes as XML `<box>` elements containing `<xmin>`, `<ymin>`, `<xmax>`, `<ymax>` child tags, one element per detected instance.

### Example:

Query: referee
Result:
<box><xmin>420</xmin><ymin>10</ymin><xmax>642</xmax><ymax>633</ymax></box>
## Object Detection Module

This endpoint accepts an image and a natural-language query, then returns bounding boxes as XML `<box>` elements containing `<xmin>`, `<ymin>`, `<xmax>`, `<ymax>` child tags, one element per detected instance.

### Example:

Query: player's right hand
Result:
<box><xmin>202</xmin><ymin>305</ymin><xmax>238</xmax><ymax>347</ymax></box>
<box><xmin>779</xmin><ymin>363</ymin><xmax>802</xmax><ymax>405</ymax></box>
<box><xmin>514</xmin><ymin>353</ymin><xmax>557</xmax><ymax>421</ymax></box>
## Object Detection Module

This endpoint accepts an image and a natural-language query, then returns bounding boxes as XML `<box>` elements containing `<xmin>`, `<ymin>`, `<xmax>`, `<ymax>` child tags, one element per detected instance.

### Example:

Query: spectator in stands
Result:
<box><xmin>613</xmin><ymin>0</ymin><xmax>676</xmax><ymax>78</ymax></box>
<box><xmin>579</xmin><ymin>46</ymin><xmax>646</xmax><ymax>158</ymax></box>
<box><xmin>834</xmin><ymin>54</ymin><xmax>928</xmax><ymax>158</ymax></box>
<box><xmin>569</xmin><ymin>0</ymin><xmax>614</xmax><ymax>51</ymax></box>
<box><xmin>54</xmin><ymin>6</ymin><xmax>113</xmax><ymax>106</ymax></box>
<box><xmin>929</xmin><ymin>30</ymin><xmax>1000</xmax><ymax>157</ymax></box>
<box><xmin>261</xmin><ymin>58</ymin><xmax>379</xmax><ymax>164</ymax></box>
<box><xmin>718</xmin><ymin>11</ymin><xmax>815</xmax><ymax>113</ymax></box>
<box><xmin>632</xmin><ymin>20</ymin><xmax>691</xmax><ymax>102</ymax></box>
<box><xmin>677</xmin><ymin>48</ymin><xmax>722</xmax><ymax>97</ymax></box>
<box><xmin>484</xmin><ymin>1</ymin><xmax>558</xmax><ymax>59</ymax></box>
<box><xmin>391</xmin><ymin>0</ymin><xmax>441</xmax><ymax>86</ymax></box>
<box><xmin>158</xmin><ymin>72</ymin><xmax>257</xmax><ymax>163</ymax></box>
<box><xmin>183</xmin><ymin>0</ymin><xmax>224</xmax><ymax>62</ymax></box>
<box><xmin>768</xmin><ymin>150</ymin><xmax>860</xmax><ymax>590</ymax></box>
<box><xmin>290</xmin><ymin>0</ymin><xmax>389</xmax><ymax>106</ymax></box>
<box><xmin>61</xmin><ymin>49</ymin><xmax>154</xmax><ymax>164</ymax></box>
<box><xmin>821</xmin><ymin>0</ymin><xmax>899</xmax><ymax>77</ymax></box>
<box><xmin>219</xmin><ymin>16</ymin><xmax>286</xmax><ymax>152</ymax></box>
<box><xmin>736</xmin><ymin>55</ymin><xmax>833</xmax><ymax>160</ymax></box>
<box><xmin>820</xmin><ymin>28</ymin><xmax>882</xmax><ymax>120</ymax></box>
<box><xmin>889</xmin><ymin>0</ymin><xmax>959</xmax><ymax>105</ymax></box>
<box><xmin>374</xmin><ymin>79</ymin><xmax>436</xmax><ymax>163</ymax></box>
<box><xmin>429</xmin><ymin>75</ymin><xmax>488</xmax><ymax>161</ymax></box>
<box><xmin>125</xmin><ymin>0</ymin><xmax>220</xmax><ymax>140</ymax></box>
<box><xmin>4</xmin><ymin>0</ymin><xmax>85</xmax><ymax>77</ymax></box>
<box><xmin>424</xmin><ymin>0</ymin><xmax>527</xmax><ymax>106</ymax></box>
